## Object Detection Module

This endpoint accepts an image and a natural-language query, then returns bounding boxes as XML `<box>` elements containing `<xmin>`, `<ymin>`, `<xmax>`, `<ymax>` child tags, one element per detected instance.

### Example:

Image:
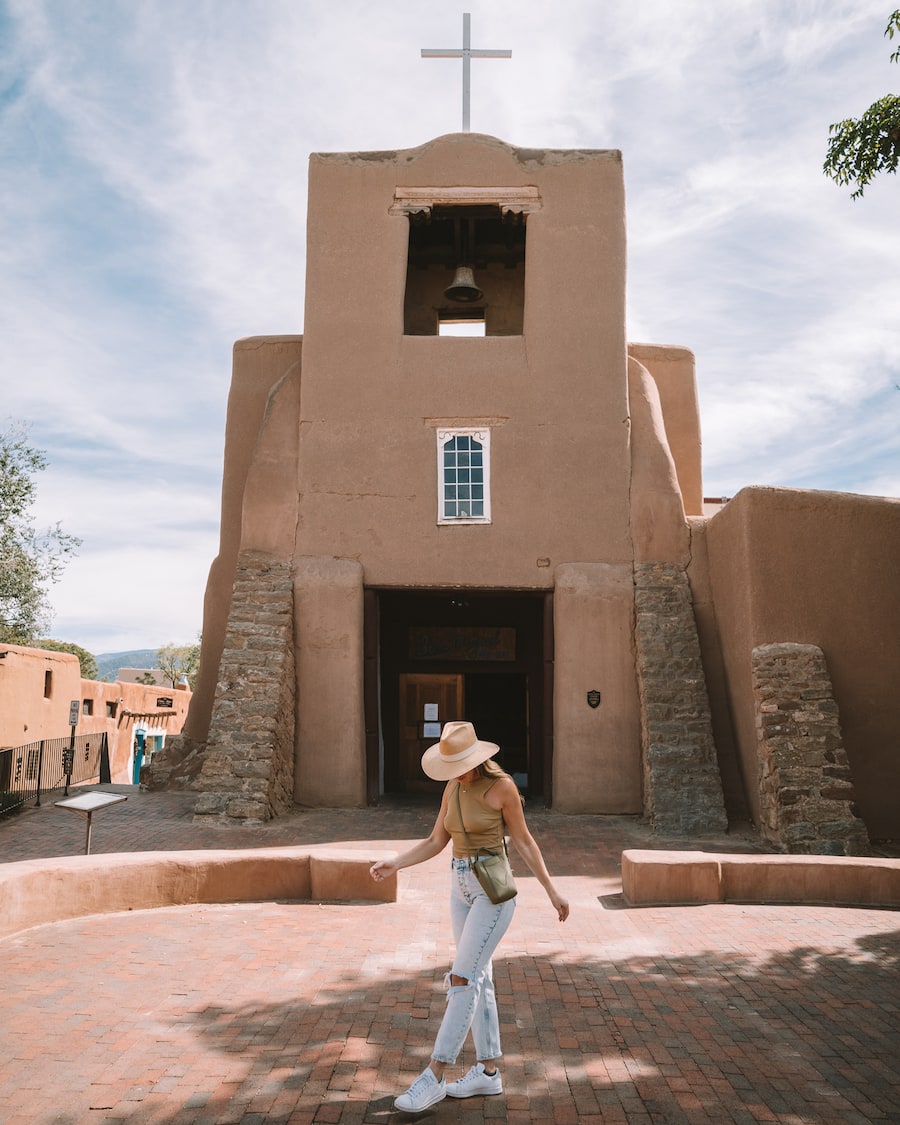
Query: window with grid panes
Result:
<box><xmin>437</xmin><ymin>428</ymin><xmax>491</xmax><ymax>524</ymax></box>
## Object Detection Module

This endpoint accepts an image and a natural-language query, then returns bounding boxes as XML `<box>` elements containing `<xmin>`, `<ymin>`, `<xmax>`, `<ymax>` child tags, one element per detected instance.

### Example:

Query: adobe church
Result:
<box><xmin>148</xmin><ymin>131</ymin><xmax>900</xmax><ymax>853</ymax></box>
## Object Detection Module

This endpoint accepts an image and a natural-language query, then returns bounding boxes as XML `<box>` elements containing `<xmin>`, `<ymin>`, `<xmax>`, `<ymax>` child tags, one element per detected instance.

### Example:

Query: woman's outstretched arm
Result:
<box><xmin>370</xmin><ymin>784</ymin><xmax>452</xmax><ymax>882</ymax></box>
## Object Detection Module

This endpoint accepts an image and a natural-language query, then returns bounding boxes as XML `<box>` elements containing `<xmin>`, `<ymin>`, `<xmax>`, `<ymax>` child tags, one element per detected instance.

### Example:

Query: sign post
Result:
<box><xmin>65</xmin><ymin>700</ymin><xmax>79</xmax><ymax>795</ymax></box>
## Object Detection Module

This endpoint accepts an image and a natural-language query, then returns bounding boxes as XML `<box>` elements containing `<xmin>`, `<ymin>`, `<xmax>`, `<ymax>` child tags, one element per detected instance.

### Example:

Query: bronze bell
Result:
<box><xmin>444</xmin><ymin>265</ymin><xmax>483</xmax><ymax>303</ymax></box>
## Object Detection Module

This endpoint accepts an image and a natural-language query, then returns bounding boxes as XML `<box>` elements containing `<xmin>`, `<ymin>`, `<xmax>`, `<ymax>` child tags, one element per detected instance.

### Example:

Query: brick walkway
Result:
<box><xmin>1</xmin><ymin>786</ymin><xmax>898</xmax><ymax>1124</ymax></box>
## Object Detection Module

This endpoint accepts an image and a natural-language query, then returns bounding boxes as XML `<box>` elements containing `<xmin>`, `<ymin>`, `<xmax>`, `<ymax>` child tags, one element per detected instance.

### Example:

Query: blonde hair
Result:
<box><xmin>476</xmin><ymin>758</ymin><xmax>510</xmax><ymax>781</ymax></box>
<box><xmin>475</xmin><ymin>758</ymin><xmax>525</xmax><ymax>803</ymax></box>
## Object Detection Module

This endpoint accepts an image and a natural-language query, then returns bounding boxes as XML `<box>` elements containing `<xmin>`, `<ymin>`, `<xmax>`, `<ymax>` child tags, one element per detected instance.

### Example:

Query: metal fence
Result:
<box><xmin>0</xmin><ymin>732</ymin><xmax>109</xmax><ymax>816</ymax></box>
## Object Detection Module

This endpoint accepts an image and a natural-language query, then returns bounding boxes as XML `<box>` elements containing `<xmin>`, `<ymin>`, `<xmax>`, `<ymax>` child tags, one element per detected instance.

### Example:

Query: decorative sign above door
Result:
<box><xmin>409</xmin><ymin>626</ymin><xmax>516</xmax><ymax>662</ymax></box>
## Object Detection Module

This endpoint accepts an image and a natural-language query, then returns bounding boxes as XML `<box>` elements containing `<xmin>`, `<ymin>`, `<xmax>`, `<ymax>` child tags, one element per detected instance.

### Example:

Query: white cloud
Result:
<box><xmin>2</xmin><ymin>0</ymin><xmax>898</xmax><ymax>652</ymax></box>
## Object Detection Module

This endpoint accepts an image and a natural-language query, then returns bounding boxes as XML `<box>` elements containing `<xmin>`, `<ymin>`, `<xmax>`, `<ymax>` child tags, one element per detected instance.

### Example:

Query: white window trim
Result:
<box><xmin>436</xmin><ymin>427</ymin><xmax>492</xmax><ymax>525</ymax></box>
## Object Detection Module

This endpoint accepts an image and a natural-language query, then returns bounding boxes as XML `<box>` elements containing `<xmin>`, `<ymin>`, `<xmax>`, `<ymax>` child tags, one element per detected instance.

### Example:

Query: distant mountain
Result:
<box><xmin>95</xmin><ymin>649</ymin><xmax>159</xmax><ymax>682</ymax></box>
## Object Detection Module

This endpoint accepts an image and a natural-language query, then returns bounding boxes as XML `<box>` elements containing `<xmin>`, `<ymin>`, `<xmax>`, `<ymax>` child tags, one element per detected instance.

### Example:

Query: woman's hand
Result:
<box><xmin>549</xmin><ymin>887</ymin><xmax>570</xmax><ymax>922</ymax></box>
<box><xmin>369</xmin><ymin>859</ymin><xmax>397</xmax><ymax>882</ymax></box>
<box><xmin>370</xmin><ymin>791</ymin><xmax>452</xmax><ymax>882</ymax></box>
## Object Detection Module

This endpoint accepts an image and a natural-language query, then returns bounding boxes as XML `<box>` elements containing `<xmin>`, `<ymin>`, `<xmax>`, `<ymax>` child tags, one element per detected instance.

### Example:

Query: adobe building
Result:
<box><xmin>148</xmin><ymin>133</ymin><xmax>900</xmax><ymax>852</ymax></box>
<box><xmin>0</xmin><ymin>643</ymin><xmax>191</xmax><ymax>787</ymax></box>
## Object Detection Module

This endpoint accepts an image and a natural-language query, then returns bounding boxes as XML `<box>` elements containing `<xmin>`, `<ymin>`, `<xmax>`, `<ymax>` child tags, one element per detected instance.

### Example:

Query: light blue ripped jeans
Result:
<box><xmin>431</xmin><ymin>856</ymin><xmax>516</xmax><ymax>1064</ymax></box>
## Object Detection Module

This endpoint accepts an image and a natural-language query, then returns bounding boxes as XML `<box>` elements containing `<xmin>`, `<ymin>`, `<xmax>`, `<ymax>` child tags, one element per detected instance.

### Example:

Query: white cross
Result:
<box><xmin>421</xmin><ymin>13</ymin><xmax>511</xmax><ymax>132</ymax></box>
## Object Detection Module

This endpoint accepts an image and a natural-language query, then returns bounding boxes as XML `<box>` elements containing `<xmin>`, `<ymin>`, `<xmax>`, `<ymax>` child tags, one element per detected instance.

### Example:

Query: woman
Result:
<box><xmin>370</xmin><ymin>720</ymin><xmax>569</xmax><ymax>1113</ymax></box>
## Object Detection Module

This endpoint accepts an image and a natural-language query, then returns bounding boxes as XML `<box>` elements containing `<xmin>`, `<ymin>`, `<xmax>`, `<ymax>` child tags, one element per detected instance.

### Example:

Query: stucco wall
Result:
<box><xmin>185</xmin><ymin>336</ymin><xmax>303</xmax><ymax>744</ymax></box>
<box><xmin>626</xmin><ymin>355</ymin><xmax>690</xmax><ymax>565</ymax></box>
<box><xmin>627</xmin><ymin>343</ymin><xmax>703</xmax><ymax>518</ymax></box>
<box><xmin>0</xmin><ymin>646</ymin><xmax>82</xmax><ymax>748</ymax></box>
<box><xmin>684</xmin><ymin>519</ymin><xmax>747</xmax><ymax>820</ymax></box>
<box><xmin>701</xmin><ymin>486</ymin><xmax>900</xmax><ymax>840</ymax></box>
<box><xmin>293</xmin><ymin>557</ymin><xmax>366</xmax><ymax>808</ymax></box>
<box><xmin>553</xmin><ymin>563</ymin><xmax>641</xmax><ymax>813</ymax></box>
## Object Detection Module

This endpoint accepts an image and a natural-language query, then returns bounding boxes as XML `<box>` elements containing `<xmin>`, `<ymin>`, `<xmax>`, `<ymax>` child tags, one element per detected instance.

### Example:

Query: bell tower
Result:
<box><xmin>293</xmin><ymin>133</ymin><xmax>634</xmax><ymax>809</ymax></box>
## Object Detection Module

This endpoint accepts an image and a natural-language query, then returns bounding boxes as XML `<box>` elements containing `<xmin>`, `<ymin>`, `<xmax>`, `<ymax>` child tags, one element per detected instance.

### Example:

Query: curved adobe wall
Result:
<box><xmin>626</xmin><ymin>356</ymin><xmax>690</xmax><ymax>564</ymax></box>
<box><xmin>0</xmin><ymin>846</ymin><xmax>396</xmax><ymax>940</ymax></box>
<box><xmin>184</xmin><ymin>337</ymin><xmax>303</xmax><ymax>745</ymax></box>
<box><xmin>628</xmin><ymin>343</ymin><xmax>703</xmax><ymax>518</ymax></box>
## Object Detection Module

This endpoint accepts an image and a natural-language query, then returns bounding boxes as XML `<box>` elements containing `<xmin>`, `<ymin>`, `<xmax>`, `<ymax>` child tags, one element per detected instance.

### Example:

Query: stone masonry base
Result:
<box><xmin>192</xmin><ymin>553</ymin><xmax>296</xmax><ymax>826</ymax></box>
<box><xmin>634</xmin><ymin>562</ymin><xmax>728</xmax><ymax>835</ymax></box>
<box><xmin>752</xmin><ymin>642</ymin><xmax>870</xmax><ymax>855</ymax></box>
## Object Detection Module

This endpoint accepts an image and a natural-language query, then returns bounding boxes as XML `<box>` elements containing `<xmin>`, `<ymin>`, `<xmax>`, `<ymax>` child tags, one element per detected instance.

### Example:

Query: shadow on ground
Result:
<box><xmin>38</xmin><ymin>924</ymin><xmax>900</xmax><ymax>1125</ymax></box>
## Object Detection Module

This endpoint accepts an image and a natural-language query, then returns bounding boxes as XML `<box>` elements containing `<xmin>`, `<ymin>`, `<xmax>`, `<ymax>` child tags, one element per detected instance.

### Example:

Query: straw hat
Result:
<box><xmin>421</xmin><ymin>720</ymin><xmax>500</xmax><ymax>781</ymax></box>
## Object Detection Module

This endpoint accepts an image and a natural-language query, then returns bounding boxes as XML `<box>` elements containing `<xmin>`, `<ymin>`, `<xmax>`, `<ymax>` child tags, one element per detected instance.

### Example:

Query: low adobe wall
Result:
<box><xmin>621</xmin><ymin>849</ymin><xmax>900</xmax><ymax>908</ymax></box>
<box><xmin>0</xmin><ymin>846</ymin><xmax>396</xmax><ymax>940</ymax></box>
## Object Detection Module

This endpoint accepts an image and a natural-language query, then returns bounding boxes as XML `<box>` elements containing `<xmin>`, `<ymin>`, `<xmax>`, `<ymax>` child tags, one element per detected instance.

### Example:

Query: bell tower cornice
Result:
<box><xmin>389</xmin><ymin>186</ymin><xmax>542</xmax><ymax>217</ymax></box>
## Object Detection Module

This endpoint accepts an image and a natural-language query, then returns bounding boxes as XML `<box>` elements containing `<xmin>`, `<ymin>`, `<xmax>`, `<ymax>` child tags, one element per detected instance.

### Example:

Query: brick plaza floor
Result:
<box><xmin>0</xmin><ymin>786</ymin><xmax>898</xmax><ymax>1124</ymax></box>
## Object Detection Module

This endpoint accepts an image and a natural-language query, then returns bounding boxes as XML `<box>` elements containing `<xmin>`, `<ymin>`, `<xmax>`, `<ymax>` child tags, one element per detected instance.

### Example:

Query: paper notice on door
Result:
<box><xmin>423</xmin><ymin>703</ymin><xmax>439</xmax><ymax>721</ymax></box>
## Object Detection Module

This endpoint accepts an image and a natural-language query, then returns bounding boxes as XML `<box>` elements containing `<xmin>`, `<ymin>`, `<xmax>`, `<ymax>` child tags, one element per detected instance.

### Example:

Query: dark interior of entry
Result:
<box><xmin>374</xmin><ymin>590</ymin><xmax>547</xmax><ymax>799</ymax></box>
<box><xmin>465</xmin><ymin>673</ymin><xmax>528</xmax><ymax>783</ymax></box>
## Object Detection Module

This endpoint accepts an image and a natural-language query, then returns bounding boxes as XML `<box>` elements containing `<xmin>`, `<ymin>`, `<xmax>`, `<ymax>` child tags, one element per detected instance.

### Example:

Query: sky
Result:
<box><xmin>2</xmin><ymin>0</ymin><xmax>898</xmax><ymax>657</ymax></box>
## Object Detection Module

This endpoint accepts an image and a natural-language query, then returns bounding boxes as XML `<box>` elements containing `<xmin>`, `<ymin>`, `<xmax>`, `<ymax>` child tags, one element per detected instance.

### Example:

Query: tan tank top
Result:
<box><xmin>444</xmin><ymin>777</ymin><xmax>506</xmax><ymax>858</ymax></box>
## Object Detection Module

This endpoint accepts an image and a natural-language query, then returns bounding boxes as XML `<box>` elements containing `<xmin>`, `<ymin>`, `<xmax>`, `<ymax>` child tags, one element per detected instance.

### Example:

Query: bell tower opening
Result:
<box><xmin>403</xmin><ymin>203</ymin><xmax>527</xmax><ymax>336</ymax></box>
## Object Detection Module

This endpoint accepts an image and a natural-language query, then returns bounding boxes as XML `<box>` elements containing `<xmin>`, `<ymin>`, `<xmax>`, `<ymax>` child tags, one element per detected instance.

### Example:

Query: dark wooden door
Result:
<box><xmin>398</xmin><ymin>673</ymin><xmax>464</xmax><ymax>792</ymax></box>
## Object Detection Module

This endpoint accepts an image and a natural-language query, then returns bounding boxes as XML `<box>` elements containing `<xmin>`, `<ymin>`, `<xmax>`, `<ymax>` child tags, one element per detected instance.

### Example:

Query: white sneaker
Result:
<box><xmin>445</xmin><ymin>1062</ymin><xmax>503</xmax><ymax>1098</ymax></box>
<box><xmin>394</xmin><ymin>1067</ymin><xmax>447</xmax><ymax>1112</ymax></box>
